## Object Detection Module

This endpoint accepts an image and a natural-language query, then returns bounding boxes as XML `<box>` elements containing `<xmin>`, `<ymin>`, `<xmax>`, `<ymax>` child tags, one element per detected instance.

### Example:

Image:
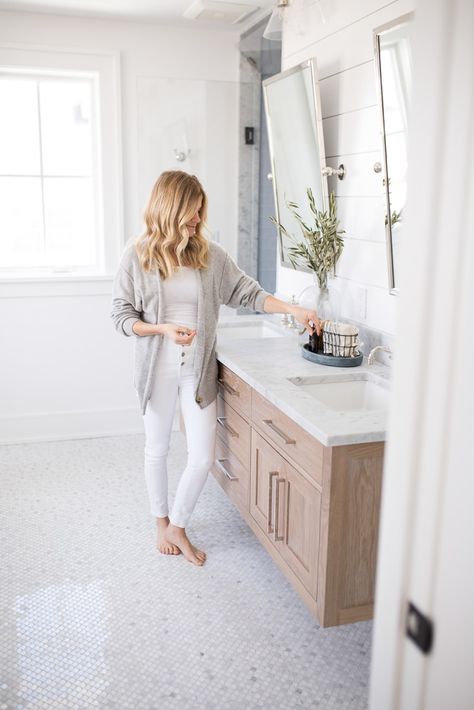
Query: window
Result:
<box><xmin>0</xmin><ymin>46</ymin><xmax>122</xmax><ymax>281</ymax></box>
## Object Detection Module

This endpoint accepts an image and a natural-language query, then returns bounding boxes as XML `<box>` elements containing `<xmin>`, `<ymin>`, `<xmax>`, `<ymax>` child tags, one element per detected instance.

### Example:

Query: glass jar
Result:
<box><xmin>297</xmin><ymin>274</ymin><xmax>340</xmax><ymax>353</ymax></box>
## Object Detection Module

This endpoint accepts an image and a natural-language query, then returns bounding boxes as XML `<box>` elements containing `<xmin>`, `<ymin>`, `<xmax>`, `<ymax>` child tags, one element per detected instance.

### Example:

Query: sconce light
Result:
<box><xmin>174</xmin><ymin>148</ymin><xmax>191</xmax><ymax>162</ymax></box>
<box><xmin>263</xmin><ymin>0</ymin><xmax>289</xmax><ymax>41</ymax></box>
<box><xmin>322</xmin><ymin>163</ymin><xmax>345</xmax><ymax>180</ymax></box>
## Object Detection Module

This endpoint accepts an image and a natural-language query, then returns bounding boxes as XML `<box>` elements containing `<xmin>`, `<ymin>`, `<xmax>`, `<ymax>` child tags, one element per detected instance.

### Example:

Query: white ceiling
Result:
<box><xmin>0</xmin><ymin>0</ymin><xmax>275</xmax><ymax>31</ymax></box>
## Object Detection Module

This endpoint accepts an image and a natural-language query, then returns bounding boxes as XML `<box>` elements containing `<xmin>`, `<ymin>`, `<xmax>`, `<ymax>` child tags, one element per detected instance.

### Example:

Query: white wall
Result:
<box><xmin>277</xmin><ymin>0</ymin><xmax>414</xmax><ymax>336</ymax></box>
<box><xmin>0</xmin><ymin>10</ymin><xmax>240</xmax><ymax>443</ymax></box>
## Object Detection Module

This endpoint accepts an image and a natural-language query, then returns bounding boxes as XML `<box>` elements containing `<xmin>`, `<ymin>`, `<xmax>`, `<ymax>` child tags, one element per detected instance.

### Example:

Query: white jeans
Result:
<box><xmin>142</xmin><ymin>335</ymin><xmax>217</xmax><ymax>528</ymax></box>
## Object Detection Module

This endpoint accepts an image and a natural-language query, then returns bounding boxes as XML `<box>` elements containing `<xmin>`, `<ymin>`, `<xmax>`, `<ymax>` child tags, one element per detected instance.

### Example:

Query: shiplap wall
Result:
<box><xmin>277</xmin><ymin>0</ymin><xmax>414</xmax><ymax>336</ymax></box>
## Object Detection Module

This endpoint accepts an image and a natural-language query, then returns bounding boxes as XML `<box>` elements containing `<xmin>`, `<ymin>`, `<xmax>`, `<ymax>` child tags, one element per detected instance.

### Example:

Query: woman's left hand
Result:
<box><xmin>289</xmin><ymin>305</ymin><xmax>321</xmax><ymax>335</ymax></box>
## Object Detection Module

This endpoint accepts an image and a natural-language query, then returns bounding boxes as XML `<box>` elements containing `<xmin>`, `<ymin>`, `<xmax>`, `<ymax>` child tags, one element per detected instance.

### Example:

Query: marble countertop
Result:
<box><xmin>216</xmin><ymin>313</ymin><xmax>391</xmax><ymax>447</ymax></box>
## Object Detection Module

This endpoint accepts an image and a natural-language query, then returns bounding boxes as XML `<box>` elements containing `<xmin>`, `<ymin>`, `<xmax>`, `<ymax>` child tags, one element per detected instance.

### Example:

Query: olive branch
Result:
<box><xmin>270</xmin><ymin>188</ymin><xmax>345</xmax><ymax>290</ymax></box>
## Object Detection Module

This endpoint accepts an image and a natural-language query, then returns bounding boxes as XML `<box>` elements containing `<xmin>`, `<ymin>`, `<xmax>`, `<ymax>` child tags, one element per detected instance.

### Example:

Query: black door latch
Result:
<box><xmin>406</xmin><ymin>601</ymin><xmax>434</xmax><ymax>654</ymax></box>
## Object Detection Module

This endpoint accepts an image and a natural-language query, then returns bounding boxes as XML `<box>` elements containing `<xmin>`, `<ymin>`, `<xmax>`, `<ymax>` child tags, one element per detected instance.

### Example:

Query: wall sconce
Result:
<box><xmin>322</xmin><ymin>164</ymin><xmax>345</xmax><ymax>180</ymax></box>
<box><xmin>263</xmin><ymin>0</ymin><xmax>289</xmax><ymax>41</ymax></box>
<box><xmin>174</xmin><ymin>148</ymin><xmax>191</xmax><ymax>162</ymax></box>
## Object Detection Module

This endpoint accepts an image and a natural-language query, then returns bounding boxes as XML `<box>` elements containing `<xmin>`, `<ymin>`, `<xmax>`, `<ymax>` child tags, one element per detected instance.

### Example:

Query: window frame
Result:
<box><xmin>0</xmin><ymin>43</ymin><xmax>123</xmax><ymax>291</ymax></box>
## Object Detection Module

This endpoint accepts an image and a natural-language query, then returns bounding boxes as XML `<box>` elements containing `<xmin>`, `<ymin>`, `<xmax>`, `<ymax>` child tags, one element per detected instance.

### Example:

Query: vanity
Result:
<box><xmin>211</xmin><ymin>315</ymin><xmax>390</xmax><ymax>628</ymax></box>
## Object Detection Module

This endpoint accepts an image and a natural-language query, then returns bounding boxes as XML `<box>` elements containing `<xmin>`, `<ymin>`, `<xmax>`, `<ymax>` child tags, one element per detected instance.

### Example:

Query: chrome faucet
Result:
<box><xmin>368</xmin><ymin>345</ymin><xmax>393</xmax><ymax>365</ymax></box>
<box><xmin>280</xmin><ymin>294</ymin><xmax>299</xmax><ymax>328</ymax></box>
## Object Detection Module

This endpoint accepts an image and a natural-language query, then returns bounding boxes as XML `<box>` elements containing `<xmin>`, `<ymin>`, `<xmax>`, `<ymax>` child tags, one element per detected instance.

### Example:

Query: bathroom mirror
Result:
<box><xmin>374</xmin><ymin>13</ymin><xmax>414</xmax><ymax>293</ymax></box>
<box><xmin>263</xmin><ymin>58</ymin><xmax>328</xmax><ymax>270</ymax></box>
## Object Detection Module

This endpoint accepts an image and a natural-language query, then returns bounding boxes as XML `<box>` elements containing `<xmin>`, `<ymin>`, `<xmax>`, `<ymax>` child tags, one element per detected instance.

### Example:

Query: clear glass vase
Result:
<box><xmin>298</xmin><ymin>274</ymin><xmax>340</xmax><ymax>353</ymax></box>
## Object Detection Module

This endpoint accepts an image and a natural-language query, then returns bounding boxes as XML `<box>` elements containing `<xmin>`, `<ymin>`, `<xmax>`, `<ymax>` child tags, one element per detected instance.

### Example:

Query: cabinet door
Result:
<box><xmin>250</xmin><ymin>430</ymin><xmax>285</xmax><ymax>543</ymax></box>
<box><xmin>280</xmin><ymin>457</ymin><xmax>321</xmax><ymax>598</ymax></box>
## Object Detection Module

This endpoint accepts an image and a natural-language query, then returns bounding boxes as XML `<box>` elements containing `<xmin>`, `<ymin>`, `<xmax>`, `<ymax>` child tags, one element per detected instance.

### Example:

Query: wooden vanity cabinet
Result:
<box><xmin>211</xmin><ymin>361</ymin><xmax>384</xmax><ymax>627</ymax></box>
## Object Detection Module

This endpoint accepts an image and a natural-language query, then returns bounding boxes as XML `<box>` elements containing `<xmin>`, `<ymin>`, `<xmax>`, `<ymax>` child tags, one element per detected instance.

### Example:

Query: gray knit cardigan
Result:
<box><xmin>110</xmin><ymin>239</ymin><xmax>272</xmax><ymax>415</ymax></box>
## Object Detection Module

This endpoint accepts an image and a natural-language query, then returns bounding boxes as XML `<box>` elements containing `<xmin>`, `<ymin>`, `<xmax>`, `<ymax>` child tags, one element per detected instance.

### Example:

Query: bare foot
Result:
<box><xmin>165</xmin><ymin>524</ymin><xmax>206</xmax><ymax>566</ymax></box>
<box><xmin>156</xmin><ymin>517</ymin><xmax>181</xmax><ymax>555</ymax></box>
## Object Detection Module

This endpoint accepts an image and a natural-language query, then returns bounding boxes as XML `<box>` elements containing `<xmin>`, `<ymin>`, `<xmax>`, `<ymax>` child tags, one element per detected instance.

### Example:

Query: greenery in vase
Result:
<box><xmin>385</xmin><ymin>206</ymin><xmax>403</xmax><ymax>228</ymax></box>
<box><xmin>270</xmin><ymin>189</ymin><xmax>345</xmax><ymax>289</ymax></box>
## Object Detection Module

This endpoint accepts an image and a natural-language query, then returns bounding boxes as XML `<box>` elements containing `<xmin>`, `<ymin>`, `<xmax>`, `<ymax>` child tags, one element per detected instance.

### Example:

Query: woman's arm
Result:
<box><xmin>131</xmin><ymin>320</ymin><xmax>163</xmax><ymax>336</ymax></box>
<box><xmin>262</xmin><ymin>294</ymin><xmax>321</xmax><ymax>335</ymax></box>
<box><xmin>218</xmin><ymin>251</ymin><xmax>320</xmax><ymax>335</ymax></box>
<box><xmin>111</xmin><ymin>255</ymin><xmax>196</xmax><ymax>343</ymax></box>
<box><xmin>132</xmin><ymin>320</ymin><xmax>196</xmax><ymax>345</ymax></box>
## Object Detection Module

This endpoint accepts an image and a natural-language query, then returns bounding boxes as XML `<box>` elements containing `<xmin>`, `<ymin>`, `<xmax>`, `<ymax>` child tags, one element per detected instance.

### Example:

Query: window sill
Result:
<box><xmin>0</xmin><ymin>273</ymin><xmax>115</xmax><ymax>298</ymax></box>
<box><xmin>0</xmin><ymin>273</ymin><xmax>114</xmax><ymax>284</ymax></box>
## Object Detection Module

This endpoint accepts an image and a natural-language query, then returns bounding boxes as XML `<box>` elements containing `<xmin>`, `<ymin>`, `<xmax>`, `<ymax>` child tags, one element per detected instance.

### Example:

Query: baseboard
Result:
<box><xmin>0</xmin><ymin>399</ymin><xmax>184</xmax><ymax>445</ymax></box>
<box><xmin>0</xmin><ymin>405</ymin><xmax>178</xmax><ymax>445</ymax></box>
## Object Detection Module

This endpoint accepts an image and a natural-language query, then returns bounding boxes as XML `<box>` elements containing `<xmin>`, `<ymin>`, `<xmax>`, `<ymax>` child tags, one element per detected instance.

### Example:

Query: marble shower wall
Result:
<box><xmin>237</xmin><ymin>51</ymin><xmax>261</xmax><ymax>281</ymax></box>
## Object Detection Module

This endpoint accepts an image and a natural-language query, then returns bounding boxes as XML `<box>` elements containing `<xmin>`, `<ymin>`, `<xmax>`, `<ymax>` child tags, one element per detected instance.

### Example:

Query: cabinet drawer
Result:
<box><xmin>212</xmin><ymin>436</ymin><xmax>249</xmax><ymax>512</ymax></box>
<box><xmin>217</xmin><ymin>362</ymin><xmax>251</xmax><ymax>419</ymax></box>
<box><xmin>251</xmin><ymin>390</ymin><xmax>323</xmax><ymax>486</ymax></box>
<box><xmin>216</xmin><ymin>395</ymin><xmax>251</xmax><ymax>469</ymax></box>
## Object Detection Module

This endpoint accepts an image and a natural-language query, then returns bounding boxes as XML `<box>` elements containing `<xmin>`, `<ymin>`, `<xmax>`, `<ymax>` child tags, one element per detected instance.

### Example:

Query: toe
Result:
<box><xmin>193</xmin><ymin>547</ymin><xmax>206</xmax><ymax>560</ymax></box>
<box><xmin>159</xmin><ymin>542</ymin><xmax>176</xmax><ymax>555</ymax></box>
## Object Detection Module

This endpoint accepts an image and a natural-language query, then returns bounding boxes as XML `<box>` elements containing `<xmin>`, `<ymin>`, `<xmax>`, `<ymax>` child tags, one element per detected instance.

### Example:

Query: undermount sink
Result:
<box><xmin>287</xmin><ymin>373</ymin><xmax>390</xmax><ymax>412</ymax></box>
<box><xmin>217</xmin><ymin>321</ymin><xmax>287</xmax><ymax>340</ymax></box>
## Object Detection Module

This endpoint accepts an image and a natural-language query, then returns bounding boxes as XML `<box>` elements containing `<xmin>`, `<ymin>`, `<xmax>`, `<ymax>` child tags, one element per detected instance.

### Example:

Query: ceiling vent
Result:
<box><xmin>183</xmin><ymin>1</ymin><xmax>260</xmax><ymax>24</ymax></box>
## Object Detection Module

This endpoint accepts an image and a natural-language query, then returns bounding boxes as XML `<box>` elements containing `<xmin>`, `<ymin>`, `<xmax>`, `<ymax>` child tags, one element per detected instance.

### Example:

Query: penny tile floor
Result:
<box><xmin>1</xmin><ymin>433</ymin><xmax>372</xmax><ymax>709</ymax></box>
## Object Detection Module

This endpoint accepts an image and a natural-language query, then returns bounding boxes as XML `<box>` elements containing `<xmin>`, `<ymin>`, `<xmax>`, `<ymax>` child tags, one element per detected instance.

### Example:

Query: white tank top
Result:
<box><xmin>162</xmin><ymin>266</ymin><xmax>199</xmax><ymax>330</ymax></box>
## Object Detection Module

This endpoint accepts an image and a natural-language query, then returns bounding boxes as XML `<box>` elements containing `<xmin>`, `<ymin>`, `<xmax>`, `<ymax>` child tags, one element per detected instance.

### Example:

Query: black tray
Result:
<box><xmin>301</xmin><ymin>343</ymin><xmax>363</xmax><ymax>367</ymax></box>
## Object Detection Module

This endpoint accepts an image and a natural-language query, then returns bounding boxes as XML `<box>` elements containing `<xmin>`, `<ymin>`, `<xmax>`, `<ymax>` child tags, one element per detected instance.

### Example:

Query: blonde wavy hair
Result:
<box><xmin>135</xmin><ymin>171</ymin><xmax>209</xmax><ymax>278</ymax></box>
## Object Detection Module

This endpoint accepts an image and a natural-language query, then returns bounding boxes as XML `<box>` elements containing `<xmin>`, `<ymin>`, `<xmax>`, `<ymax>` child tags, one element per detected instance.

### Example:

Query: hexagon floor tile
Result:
<box><xmin>1</xmin><ymin>433</ymin><xmax>372</xmax><ymax>709</ymax></box>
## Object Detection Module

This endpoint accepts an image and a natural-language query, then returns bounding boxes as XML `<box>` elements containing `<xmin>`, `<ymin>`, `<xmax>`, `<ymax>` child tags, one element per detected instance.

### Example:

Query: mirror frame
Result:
<box><xmin>373</xmin><ymin>12</ymin><xmax>414</xmax><ymax>295</ymax></box>
<box><xmin>263</xmin><ymin>58</ymin><xmax>329</xmax><ymax>271</ymax></box>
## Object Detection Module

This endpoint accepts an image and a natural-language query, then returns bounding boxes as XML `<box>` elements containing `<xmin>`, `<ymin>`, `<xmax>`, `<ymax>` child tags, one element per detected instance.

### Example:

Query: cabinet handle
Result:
<box><xmin>217</xmin><ymin>416</ymin><xmax>239</xmax><ymax>438</ymax></box>
<box><xmin>263</xmin><ymin>419</ymin><xmax>296</xmax><ymax>445</ymax></box>
<box><xmin>216</xmin><ymin>457</ymin><xmax>238</xmax><ymax>481</ymax></box>
<box><xmin>267</xmin><ymin>471</ymin><xmax>279</xmax><ymax>534</ymax></box>
<box><xmin>218</xmin><ymin>378</ymin><xmax>240</xmax><ymax>397</ymax></box>
<box><xmin>274</xmin><ymin>477</ymin><xmax>285</xmax><ymax>542</ymax></box>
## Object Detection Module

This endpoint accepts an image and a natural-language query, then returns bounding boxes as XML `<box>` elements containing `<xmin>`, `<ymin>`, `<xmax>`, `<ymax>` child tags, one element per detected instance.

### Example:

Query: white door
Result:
<box><xmin>369</xmin><ymin>0</ymin><xmax>474</xmax><ymax>708</ymax></box>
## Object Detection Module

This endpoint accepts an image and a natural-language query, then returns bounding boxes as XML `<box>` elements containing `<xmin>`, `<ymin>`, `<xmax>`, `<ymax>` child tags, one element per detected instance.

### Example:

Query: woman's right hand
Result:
<box><xmin>160</xmin><ymin>323</ymin><xmax>197</xmax><ymax>346</ymax></box>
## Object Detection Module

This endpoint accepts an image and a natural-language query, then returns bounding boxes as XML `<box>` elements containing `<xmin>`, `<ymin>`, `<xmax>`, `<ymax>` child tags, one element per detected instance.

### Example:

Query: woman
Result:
<box><xmin>111</xmin><ymin>171</ymin><xmax>319</xmax><ymax>566</ymax></box>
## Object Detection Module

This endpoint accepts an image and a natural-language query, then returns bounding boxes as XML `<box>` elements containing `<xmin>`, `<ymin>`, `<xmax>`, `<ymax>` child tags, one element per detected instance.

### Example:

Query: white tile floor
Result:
<box><xmin>1</xmin><ymin>433</ymin><xmax>372</xmax><ymax>709</ymax></box>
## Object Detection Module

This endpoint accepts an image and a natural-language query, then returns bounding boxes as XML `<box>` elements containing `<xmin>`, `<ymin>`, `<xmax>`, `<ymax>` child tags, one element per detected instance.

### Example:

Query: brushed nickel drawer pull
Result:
<box><xmin>274</xmin><ymin>477</ymin><xmax>285</xmax><ymax>542</ymax></box>
<box><xmin>217</xmin><ymin>416</ymin><xmax>239</xmax><ymax>438</ymax></box>
<box><xmin>218</xmin><ymin>378</ymin><xmax>240</xmax><ymax>397</ymax></box>
<box><xmin>216</xmin><ymin>457</ymin><xmax>238</xmax><ymax>481</ymax></box>
<box><xmin>263</xmin><ymin>419</ymin><xmax>296</xmax><ymax>445</ymax></box>
<box><xmin>267</xmin><ymin>471</ymin><xmax>279</xmax><ymax>534</ymax></box>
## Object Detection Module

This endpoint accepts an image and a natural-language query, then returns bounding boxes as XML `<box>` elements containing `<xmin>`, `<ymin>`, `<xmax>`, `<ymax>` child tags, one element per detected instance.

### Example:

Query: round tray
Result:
<box><xmin>301</xmin><ymin>343</ymin><xmax>363</xmax><ymax>368</ymax></box>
